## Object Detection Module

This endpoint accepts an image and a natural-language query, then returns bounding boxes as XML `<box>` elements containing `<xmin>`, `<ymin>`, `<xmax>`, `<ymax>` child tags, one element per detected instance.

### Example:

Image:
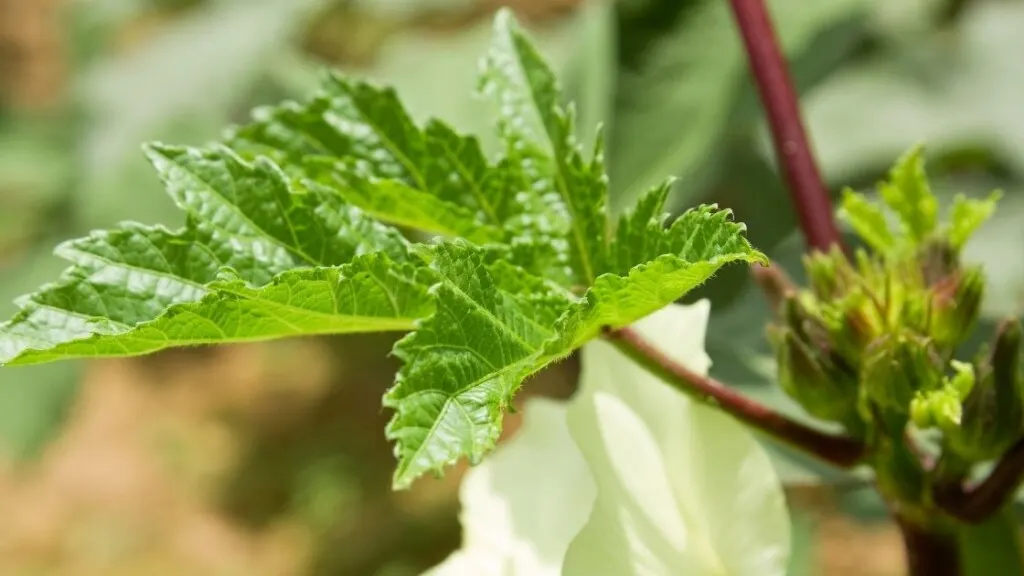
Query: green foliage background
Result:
<box><xmin>1</xmin><ymin>0</ymin><xmax>1023</xmax><ymax>573</ymax></box>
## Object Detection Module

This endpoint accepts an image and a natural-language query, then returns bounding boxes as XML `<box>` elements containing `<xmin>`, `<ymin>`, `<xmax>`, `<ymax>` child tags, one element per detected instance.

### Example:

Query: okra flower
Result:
<box><xmin>427</xmin><ymin>301</ymin><xmax>791</xmax><ymax>575</ymax></box>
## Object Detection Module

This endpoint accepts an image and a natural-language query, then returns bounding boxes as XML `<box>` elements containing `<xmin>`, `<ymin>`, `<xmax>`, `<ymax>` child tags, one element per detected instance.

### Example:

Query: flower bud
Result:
<box><xmin>928</xmin><ymin>267</ymin><xmax>985</xmax><ymax>350</ymax></box>
<box><xmin>945</xmin><ymin>320</ymin><xmax>1024</xmax><ymax>460</ymax></box>
<box><xmin>918</xmin><ymin>239</ymin><xmax>959</xmax><ymax>286</ymax></box>
<box><xmin>861</xmin><ymin>332</ymin><xmax>943</xmax><ymax>420</ymax></box>
<box><xmin>827</xmin><ymin>293</ymin><xmax>883</xmax><ymax>366</ymax></box>
<box><xmin>803</xmin><ymin>247</ymin><xmax>855</xmax><ymax>301</ymax></box>
<box><xmin>771</xmin><ymin>298</ymin><xmax>861</xmax><ymax>428</ymax></box>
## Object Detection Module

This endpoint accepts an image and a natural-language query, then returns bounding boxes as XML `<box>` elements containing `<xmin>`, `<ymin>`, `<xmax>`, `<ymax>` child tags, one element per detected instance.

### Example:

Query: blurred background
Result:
<box><xmin>0</xmin><ymin>0</ymin><xmax>1022</xmax><ymax>574</ymax></box>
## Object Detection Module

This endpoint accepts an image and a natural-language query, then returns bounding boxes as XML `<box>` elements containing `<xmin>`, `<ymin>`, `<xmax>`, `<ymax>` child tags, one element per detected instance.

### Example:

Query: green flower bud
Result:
<box><xmin>771</xmin><ymin>298</ymin><xmax>861</xmax><ymax>428</ymax></box>
<box><xmin>827</xmin><ymin>292</ymin><xmax>883</xmax><ymax>365</ymax></box>
<box><xmin>803</xmin><ymin>247</ymin><xmax>856</xmax><ymax>300</ymax></box>
<box><xmin>861</xmin><ymin>332</ymin><xmax>943</xmax><ymax>420</ymax></box>
<box><xmin>918</xmin><ymin>239</ymin><xmax>958</xmax><ymax>286</ymax></box>
<box><xmin>946</xmin><ymin>320</ymin><xmax>1024</xmax><ymax>460</ymax></box>
<box><xmin>929</xmin><ymin>267</ymin><xmax>985</xmax><ymax>350</ymax></box>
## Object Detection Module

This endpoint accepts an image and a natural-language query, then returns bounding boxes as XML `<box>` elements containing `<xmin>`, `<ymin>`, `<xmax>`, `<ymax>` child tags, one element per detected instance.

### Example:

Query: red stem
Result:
<box><xmin>896</xmin><ymin>515</ymin><xmax>961</xmax><ymax>576</ymax></box>
<box><xmin>724</xmin><ymin>3</ymin><xmax>964</xmax><ymax>573</ymax></box>
<box><xmin>935</xmin><ymin>321</ymin><xmax>1024</xmax><ymax>524</ymax></box>
<box><xmin>605</xmin><ymin>326</ymin><xmax>866</xmax><ymax>468</ymax></box>
<box><xmin>937</xmin><ymin>437</ymin><xmax>1024</xmax><ymax>523</ymax></box>
<box><xmin>726</xmin><ymin>0</ymin><xmax>842</xmax><ymax>252</ymax></box>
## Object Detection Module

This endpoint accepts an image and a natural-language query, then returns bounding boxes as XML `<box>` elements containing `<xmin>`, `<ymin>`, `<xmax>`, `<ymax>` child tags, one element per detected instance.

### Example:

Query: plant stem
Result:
<box><xmin>896</xmin><ymin>514</ymin><xmax>961</xmax><ymax>576</ymax></box>
<box><xmin>937</xmin><ymin>437</ymin><xmax>1024</xmax><ymax>523</ymax></box>
<box><xmin>726</xmin><ymin>0</ymin><xmax>842</xmax><ymax>252</ymax></box>
<box><xmin>604</xmin><ymin>326</ymin><xmax>865</xmax><ymax>468</ymax></box>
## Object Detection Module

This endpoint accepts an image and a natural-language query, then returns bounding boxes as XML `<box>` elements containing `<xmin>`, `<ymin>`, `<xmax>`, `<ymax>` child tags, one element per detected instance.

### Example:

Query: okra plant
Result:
<box><xmin>1</xmin><ymin>2</ymin><xmax>1022</xmax><ymax>575</ymax></box>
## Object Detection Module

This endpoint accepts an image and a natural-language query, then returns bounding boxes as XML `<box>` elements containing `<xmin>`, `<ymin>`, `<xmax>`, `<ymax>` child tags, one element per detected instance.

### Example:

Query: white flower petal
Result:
<box><xmin>564</xmin><ymin>391</ymin><xmax>705</xmax><ymax>574</ymax></box>
<box><xmin>430</xmin><ymin>301</ymin><xmax>790</xmax><ymax>576</ymax></box>
<box><xmin>426</xmin><ymin>398</ymin><xmax>596</xmax><ymax>576</ymax></box>
<box><xmin>564</xmin><ymin>302</ymin><xmax>790</xmax><ymax>576</ymax></box>
<box><xmin>577</xmin><ymin>300</ymin><xmax>711</xmax><ymax>416</ymax></box>
<box><xmin>575</xmin><ymin>301</ymin><xmax>712</xmax><ymax>464</ymax></box>
<box><xmin>631</xmin><ymin>299</ymin><xmax>713</xmax><ymax>372</ymax></box>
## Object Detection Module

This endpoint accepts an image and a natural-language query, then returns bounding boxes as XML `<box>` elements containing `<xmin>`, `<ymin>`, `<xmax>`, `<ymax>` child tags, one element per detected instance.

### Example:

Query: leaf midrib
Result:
<box><xmin>216</xmin><ymin>283</ymin><xmax>421</xmax><ymax>327</ymax></box>
<box><xmin>435</xmin><ymin>142</ymin><xmax>502</xmax><ymax>225</ymax></box>
<box><xmin>502</xmin><ymin>29</ymin><xmax>600</xmax><ymax>283</ymax></box>
<box><xmin>59</xmin><ymin>245</ymin><xmax>212</xmax><ymax>297</ymax></box>
<box><xmin>334</xmin><ymin>94</ymin><xmax>431</xmax><ymax>195</ymax></box>
<box><xmin>165</xmin><ymin>150</ymin><xmax>322</xmax><ymax>268</ymax></box>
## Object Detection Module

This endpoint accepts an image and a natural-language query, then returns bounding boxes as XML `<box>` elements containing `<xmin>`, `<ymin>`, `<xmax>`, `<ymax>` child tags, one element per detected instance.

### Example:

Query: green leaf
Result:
<box><xmin>144</xmin><ymin>144</ymin><xmax>412</xmax><ymax>270</ymax></box>
<box><xmin>4</xmin><ymin>9</ymin><xmax>768</xmax><ymax>492</ymax></box>
<box><xmin>955</xmin><ymin>181</ymin><xmax>1024</xmax><ymax>319</ymax></box>
<box><xmin>228</xmin><ymin>74</ymin><xmax>515</xmax><ymax>242</ymax></box>
<box><xmin>837</xmin><ymin>148</ymin><xmax>1003</xmax><ymax>257</ymax></box>
<box><xmin>878</xmin><ymin>145</ymin><xmax>938</xmax><ymax>242</ymax></box>
<box><xmin>2</xmin><ymin>233</ymin><xmax>430</xmax><ymax>367</ymax></box>
<box><xmin>226</xmin><ymin>21</ymin><xmax>585</xmax><ymax>282</ymax></box>
<box><xmin>306</xmin><ymin>167</ymin><xmax>503</xmax><ymax>244</ymax></box>
<box><xmin>1</xmin><ymin>146</ymin><xmax>431</xmax><ymax>366</ymax></box>
<box><xmin>836</xmin><ymin>146</ymin><xmax>988</xmax><ymax>256</ymax></box>
<box><xmin>385</xmin><ymin>200</ymin><xmax>765</xmax><ymax>487</ymax></box>
<box><xmin>606</xmin><ymin>181</ymin><xmax>673</xmax><ymax>273</ymax></box>
<box><xmin>840</xmin><ymin>187</ymin><xmax>896</xmax><ymax>253</ymax></box>
<box><xmin>385</xmin><ymin>242</ymin><xmax>571</xmax><ymax>488</ymax></box>
<box><xmin>554</xmin><ymin>201</ymin><xmax>768</xmax><ymax>352</ymax></box>
<box><xmin>480</xmin><ymin>8</ymin><xmax>609</xmax><ymax>284</ymax></box>
<box><xmin>949</xmin><ymin>190</ymin><xmax>1003</xmax><ymax>250</ymax></box>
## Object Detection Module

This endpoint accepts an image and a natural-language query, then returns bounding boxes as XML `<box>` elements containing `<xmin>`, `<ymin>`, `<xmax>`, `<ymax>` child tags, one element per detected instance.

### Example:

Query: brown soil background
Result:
<box><xmin>0</xmin><ymin>339</ymin><xmax>907</xmax><ymax>575</ymax></box>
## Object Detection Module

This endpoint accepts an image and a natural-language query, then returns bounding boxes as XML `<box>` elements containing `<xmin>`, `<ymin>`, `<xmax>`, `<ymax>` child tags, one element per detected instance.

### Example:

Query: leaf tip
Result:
<box><xmin>141</xmin><ymin>140</ymin><xmax>174</xmax><ymax>161</ymax></box>
<box><xmin>492</xmin><ymin>5</ymin><xmax>518</xmax><ymax>30</ymax></box>
<box><xmin>751</xmin><ymin>249</ymin><xmax>770</xmax><ymax>267</ymax></box>
<box><xmin>390</xmin><ymin>467</ymin><xmax>416</xmax><ymax>491</ymax></box>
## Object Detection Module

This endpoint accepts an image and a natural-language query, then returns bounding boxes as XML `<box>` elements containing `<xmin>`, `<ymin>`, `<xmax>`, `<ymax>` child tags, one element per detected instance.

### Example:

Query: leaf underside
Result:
<box><xmin>0</xmin><ymin>8</ymin><xmax>765</xmax><ymax>487</ymax></box>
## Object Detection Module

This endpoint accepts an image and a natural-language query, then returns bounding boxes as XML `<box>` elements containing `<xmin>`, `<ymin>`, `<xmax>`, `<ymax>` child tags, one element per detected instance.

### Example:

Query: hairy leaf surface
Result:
<box><xmin>878</xmin><ymin>145</ymin><xmax>938</xmax><ymax>243</ymax></box>
<box><xmin>840</xmin><ymin>187</ymin><xmax>896</xmax><ymax>253</ymax></box>
<box><xmin>385</xmin><ymin>197</ymin><xmax>765</xmax><ymax>487</ymax></box>
<box><xmin>949</xmin><ymin>191</ymin><xmax>1002</xmax><ymax>250</ymax></box>
<box><xmin>0</xmin><ymin>146</ymin><xmax>430</xmax><ymax>366</ymax></box>
<box><xmin>480</xmin><ymin>10</ymin><xmax>608</xmax><ymax>284</ymax></box>
<box><xmin>385</xmin><ymin>242</ymin><xmax>571</xmax><ymax>487</ymax></box>
<box><xmin>1</xmin><ymin>9</ymin><xmax>768</xmax><ymax>491</ymax></box>
<box><xmin>229</xmin><ymin>74</ymin><xmax>519</xmax><ymax>242</ymax></box>
<box><xmin>554</xmin><ymin>194</ymin><xmax>769</xmax><ymax>352</ymax></box>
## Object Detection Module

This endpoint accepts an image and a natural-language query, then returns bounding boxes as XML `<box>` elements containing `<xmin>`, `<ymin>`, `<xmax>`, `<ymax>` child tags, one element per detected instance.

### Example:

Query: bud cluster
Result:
<box><xmin>765</xmin><ymin>147</ymin><xmax>1022</xmax><ymax>471</ymax></box>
